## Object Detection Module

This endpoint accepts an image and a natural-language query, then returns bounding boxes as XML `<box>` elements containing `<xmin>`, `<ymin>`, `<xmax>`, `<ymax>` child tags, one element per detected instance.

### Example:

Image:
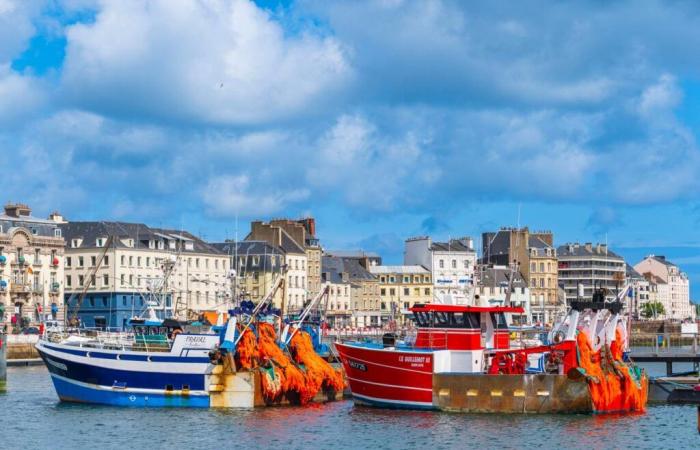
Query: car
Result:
<box><xmin>22</xmin><ymin>327</ymin><xmax>40</xmax><ymax>335</ymax></box>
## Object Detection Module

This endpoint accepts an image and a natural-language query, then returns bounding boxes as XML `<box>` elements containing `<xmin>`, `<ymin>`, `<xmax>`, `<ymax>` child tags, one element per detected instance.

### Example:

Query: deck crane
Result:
<box><xmin>281</xmin><ymin>283</ymin><xmax>330</xmax><ymax>347</ymax></box>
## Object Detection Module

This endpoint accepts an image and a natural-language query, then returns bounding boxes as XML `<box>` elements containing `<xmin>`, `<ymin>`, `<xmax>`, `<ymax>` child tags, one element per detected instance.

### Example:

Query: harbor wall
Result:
<box><xmin>5</xmin><ymin>335</ymin><xmax>39</xmax><ymax>360</ymax></box>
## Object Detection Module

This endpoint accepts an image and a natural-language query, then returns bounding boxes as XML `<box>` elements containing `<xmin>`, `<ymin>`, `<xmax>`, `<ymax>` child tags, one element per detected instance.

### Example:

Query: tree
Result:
<box><xmin>640</xmin><ymin>301</ymin><xmax>665</xmax><ymax>319</ymax></box>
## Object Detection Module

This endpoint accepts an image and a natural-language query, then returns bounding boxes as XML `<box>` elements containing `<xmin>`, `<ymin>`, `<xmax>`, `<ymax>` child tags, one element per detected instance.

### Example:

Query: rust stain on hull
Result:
<box><xmin>433</xmin><ymin>373</ymin><xmax>593</xmax><ymax>413</ymax></box>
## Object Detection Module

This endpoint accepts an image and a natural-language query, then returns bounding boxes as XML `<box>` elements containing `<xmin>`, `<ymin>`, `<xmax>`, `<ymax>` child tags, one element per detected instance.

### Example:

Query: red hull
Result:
<box><xmin>335</xmin><ymin>343</ymin><xmax>434</xmax><ymax>409</ymax></box>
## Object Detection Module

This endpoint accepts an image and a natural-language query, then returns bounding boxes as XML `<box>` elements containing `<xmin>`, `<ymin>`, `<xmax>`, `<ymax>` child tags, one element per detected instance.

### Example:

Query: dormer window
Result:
<box><xmin>54</xmin><ymin>228</ymin><xmax>61</xmax><ymax>238</ymax></box>
<box><xmin>185</xmin><ymin>242</ymin><xmax>193</xmax><ymax>251</ymax></box>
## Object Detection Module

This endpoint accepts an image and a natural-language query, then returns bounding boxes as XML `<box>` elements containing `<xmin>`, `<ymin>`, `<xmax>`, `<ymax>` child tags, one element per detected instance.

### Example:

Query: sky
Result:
<box><xmin>3</xmin><ymin>0</ymin><xmax>700</xmax><ymax>299</ymax></box>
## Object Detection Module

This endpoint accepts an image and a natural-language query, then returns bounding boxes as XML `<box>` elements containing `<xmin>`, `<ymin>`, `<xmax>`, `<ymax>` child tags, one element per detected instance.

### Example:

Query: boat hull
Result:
<box><xmin>36</xmin><ymin>339</ymin><xmax>211</xmax><ymax>407</ymax></box>
<box><xmin>336</xmin><ymin>342</ymin><xmax>596</xmax><ymax>413</ymax></box>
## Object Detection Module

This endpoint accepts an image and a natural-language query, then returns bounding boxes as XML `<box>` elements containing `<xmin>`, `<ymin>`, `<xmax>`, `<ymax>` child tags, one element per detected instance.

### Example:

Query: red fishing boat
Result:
<box><xmin>335</xmin><ymin>292</ymin><xmax>648</xmax><ymax>414</ymax></box>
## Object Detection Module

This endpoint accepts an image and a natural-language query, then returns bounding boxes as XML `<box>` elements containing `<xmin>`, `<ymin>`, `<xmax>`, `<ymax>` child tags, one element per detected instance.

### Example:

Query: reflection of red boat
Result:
<box><xmin>336</xmin><ymin>299</ymin><xmax>648</xmax><ymax>413</ymax></box>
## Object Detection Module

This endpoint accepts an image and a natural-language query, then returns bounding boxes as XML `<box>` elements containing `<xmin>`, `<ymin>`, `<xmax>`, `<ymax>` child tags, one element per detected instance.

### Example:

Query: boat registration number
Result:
<box><xmin>348</xmin><ymin>359</ymin><xmax>367</xmax><ymax>371</ymax></box>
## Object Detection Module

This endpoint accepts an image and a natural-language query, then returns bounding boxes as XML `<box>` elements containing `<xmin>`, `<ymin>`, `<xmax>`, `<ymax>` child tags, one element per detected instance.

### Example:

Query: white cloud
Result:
<box><xmin>203</xmin><ymin>174</ymin><xmax>310</xmax><ymax>217</ymax></box>
<box><xmin>60</xmin><ymin>0</ymin><xmax>351</xmax><ymax>125</ymax></box>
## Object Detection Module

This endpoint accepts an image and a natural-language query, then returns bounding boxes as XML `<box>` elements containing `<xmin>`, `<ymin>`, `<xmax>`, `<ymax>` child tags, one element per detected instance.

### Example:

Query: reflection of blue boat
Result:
<box><xmin>36</xmin><ymin>317</ymin><xmax>220</xmax><ymax>407</ymax></box>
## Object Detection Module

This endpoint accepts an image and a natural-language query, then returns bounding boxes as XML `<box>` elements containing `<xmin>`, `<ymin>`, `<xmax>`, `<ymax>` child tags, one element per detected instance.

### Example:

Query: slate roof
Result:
<box><xmin>626</xmin><ymin>263</ymin><xmax>644</xmax><ymax>279</ymax></box>
<box><xmin>478</xmin><ymin>266</ymin><xmax>527</xmax><ymax>288</ymax></box>
<box><xmin>430</xmin><ymin>239</ymin><xmax>474</xmax><ymax>252</ymax></box>
<box><xmin>60</xmin><ymin>221</ymin><xmax>223</xmax><ymax>254</ymax></box>
<box><xmin>648</xmin><ymin>255</ymin><xmax>675</xmax><ymax>267</ymax></box>
<box><xmin>368</xmin><ymin>265</ymin><xmax>429</xmax><ymax>275</ymax></box>
<box><xmin>556</xmin><ymin>243</ymin><xmax>624</xmax><ymax>260</ymax></box>
<box><xmin>210</xmin><ymin>240</ymin><xmax>283</xmax><ymax>256</ymax></box>
<box><xmin>321</xmin><ymin>255</ymin><xmax>377</xmax><ymax>284</ymax></box>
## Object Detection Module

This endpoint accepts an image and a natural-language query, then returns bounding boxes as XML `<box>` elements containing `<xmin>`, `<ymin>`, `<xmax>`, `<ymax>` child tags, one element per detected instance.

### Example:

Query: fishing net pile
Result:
<box><xmin>234</xmin><ymin>322</ymin><xmax>343</xmax><ymax>404</ymax></box>
<box><xmin>575</xmin><ymin>329</ymin><xmax>648</xmax><ymax>412</ymax></box>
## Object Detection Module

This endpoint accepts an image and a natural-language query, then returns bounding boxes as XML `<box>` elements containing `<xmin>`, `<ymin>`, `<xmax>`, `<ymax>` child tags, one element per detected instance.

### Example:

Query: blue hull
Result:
<box><xmin>50</xmin><ymin>374</ymin><xmax>210</xmax><ymax>407</ymax></box>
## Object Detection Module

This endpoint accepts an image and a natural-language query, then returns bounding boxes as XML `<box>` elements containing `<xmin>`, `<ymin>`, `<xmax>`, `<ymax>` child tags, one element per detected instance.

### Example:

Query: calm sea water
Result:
<box><xmin>0</xmin><ymin>366</ymin><xmax>698</xmax><ymax>450</ymax></box>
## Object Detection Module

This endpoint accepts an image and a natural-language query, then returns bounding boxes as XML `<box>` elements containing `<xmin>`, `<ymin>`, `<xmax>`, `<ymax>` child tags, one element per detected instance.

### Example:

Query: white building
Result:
<box><xmin>475</xmin><ymin>265</ymin><xmax>531</xmax><ymax>325</ymax></box>
<box><xmin>557</xmin><ymin>243</ymin><xmax>626</xmax><ymax>303</ymax></box>
<box><xmin>61</xmin><ymin>221</ymin><xmax>229</xmax><ymax>329</ymax></box>
<box><xmin>0</xmin><ymin>203</ymin><xmax>65</xmax><ymax>327</ymax></box>
<box><xmin>634</xmin><ymin>255</ymin><xmax>695</xmax><ymax>320</ymax></box>
<box><xmin>404</xmin><ymin>236</ymin><xmax>476</xmax><ymax>304</ymax></box>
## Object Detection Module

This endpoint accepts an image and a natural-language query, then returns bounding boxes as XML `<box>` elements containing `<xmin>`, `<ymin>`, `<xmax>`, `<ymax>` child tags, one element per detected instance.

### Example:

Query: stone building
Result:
<box><xmin>61</xmin><ymin>221</ymin><xmax>228</xmax><ymax>329</ymax></box>
<box><xmin>322</xmin><ymin>255</ymin><xmax>381</xmax><ymax>328</ymax></box>
<box><xmin>404</xmin><ymin>236</ymin><xmax>476</xmax><ymax>304</ymax></box>
<box><xmin>634</xmin><ymin>255</ymin><xmax>695</xmax><ymax>320</ymax></box>
<box><xmin>211</xmin><ymin>240</ymin><xmax>285</xmax><ymax>307</ymax></box>
<box><xmin>0</xmin><ymin>203</ymin><xmax>65</xmax><ymax>327</ymax></box>
<box><xmin>247</xmin><ymin>220</ymin><xmax>313</xmax><ymax>312</ymax></box>
<box><xmin>368</xmin><ymin>265</ymin><xmax>432</xmax><ymax>325</ymax></box>
<box><xmin>320</xmin><ymin>255</ymin><xmax>353</xmax><ymax>328</ymax></box>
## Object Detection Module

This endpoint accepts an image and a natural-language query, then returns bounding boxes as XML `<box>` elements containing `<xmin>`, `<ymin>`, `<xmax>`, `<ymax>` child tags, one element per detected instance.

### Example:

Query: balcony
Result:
<box><xmin>10</xmin><ymin>282</ymin><xmax>31</xmax><ymax>294</ymax></box>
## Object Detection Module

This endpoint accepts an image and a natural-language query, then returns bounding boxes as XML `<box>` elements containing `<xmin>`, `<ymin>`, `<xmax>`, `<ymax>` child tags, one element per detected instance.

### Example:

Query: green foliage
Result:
<box><xmin>640</xmin><ymin>301</ymin><xmax>666</xmax><ymax>318</ymax></box>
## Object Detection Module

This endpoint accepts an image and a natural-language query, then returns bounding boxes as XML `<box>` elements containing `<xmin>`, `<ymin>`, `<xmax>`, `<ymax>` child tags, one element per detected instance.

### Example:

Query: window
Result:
<box><xmin>129</xmin><ymin>275</ymin><xmax>133</xmax><ymax>285</ymax></box>
<box><xmin>66</xmin><ymin>257</ymin><xmax>72</xmax><ymax>267</ymax></box>
<box><xmin>451</xmin><ymin>259</ymin><xmax>457</xmax><ymax>269</ymax></box>
<box><xmin>91</xmin><ymin>256</ymin><xmax>96</xmax><ymax>266</ymax></box>
<box><xmin>34</xmin><ymin>248</ymin><xmax>40</xmax><ymax>263</ymax></box>
<box><xmin>129</xmin><ymin>256</ymin><xmax>133</xmax><ymax>266</ymax></box>
<box><xmin>121</xmin><ymin>255</ymin><xmax>125</xmax><ymax>265</ymax></box>
<box><xmin>205</xmin><ymin>259</ymin><xmax>209</xmax><ymax>269</ymax></box>
<box><xmin>66</xmin><ymin>275</ymin><xmax>72</xmax><ymax>287</ymax></box>
<box><xmin>464</xmin><ymin>260</ymin><xmax>469</xmax><ymax>269</ymax></box>
<box><xmin>390</xmin><ymin>288</ymin><xmax>395</xmax><ymax>296</ymax></box>
<box><xmin>439</xmin><ymin>259</ymin><xmax>444</xmax><ymax>269</ymax></box>
<box><xmin>531</xmin><ymin>262</ymin><xmax>536</xmax><ymax>273</ymax></box>
<box><xmin>424</xmin><ymin>288</ymin><xmax>430</xmax><ymax>295</ymax></box>
<box><xmin>531</xmin><ymin>278</ymin><xmax>536</xmax><ymax>288</ymax></box>
<box><xmin>78</xmin><ymin>256</ymin><xmax>84</xmax><ymax>267</ymax></box>
<box><xmin>120</xmin><ymin>274</ymin><xmax>125</xmax><ymax>286</ymax></box>
<box><xmin>380</xmin><ymin>288</ymin><xmax>386</xmax><ymax>295</ymax></box>
<box><xmin>547</xmin><ymin>262</ymin><xmax>551</xmax><ymax>272</ymax></box>
<box><xmin>540</xmin><ymin>263</ymin><xmax>545</xmax><ymax>272</ymax></box>
<box><xmin>146</xmin><ymin>257</ymin><xmax>150</xmax><ymax>267</ymax></box>
<box><xmin>54</xmin><ymin>229</ymin><xmax>61</xmax><ymax>238</ymax></box>
<box><xmin>103</xmin><ymin>274</ymin><xmax>109</xmax><ymax>286</ymax></box>
<box><xmin>104</xmin><ymin>255</ymin><xmax>109</xmax><ymax>266</ymax></box>
<box><xmin>196</xmin><ymin>258</ymin><xmax>200</xmax><ymax>269</ymax></box>
<box><xmin>403</xmin><ymin>288</ymin><xmax>410</xmax><ymax>296</ymax></box>
<box><xmin>137</xmin><ymin>257</ymin><xmax>141</xmax><ymax>267</ymax></box>
<box><xmin>122</xmin><ymin>296</ymin><xmax>127</xmax><ymax>306</ymax></box>
<box><xmin>78</xmin><ymin>275</ymin><xmax>84</xmax><ymax>286</ymax></box>
<box><xmin>91</xmin><ymin>274</ymin><xmax>96</xmax><ymax>286</ymax></box>
<box><xmin>540</xmin><ymin>278</ymin><xmax>544</xmax><ymax>288</ymax></box>
<box><xmin>403</xmin><ymin>276</ymin><xmax>409</xmax><ymax>283</ymax></box>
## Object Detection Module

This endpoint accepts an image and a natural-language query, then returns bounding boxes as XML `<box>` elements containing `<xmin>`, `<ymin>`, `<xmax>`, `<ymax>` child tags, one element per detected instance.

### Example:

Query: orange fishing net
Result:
<box><xmin>289</xmin><ymin>328</ymin><xmax>345</xmax><ymax>400</ymax></box>
<box><xmin>235</xmin><ymin>328</ymin><xmax>256</xmax><ymax>370</ymax></box>
<box><xmin>576</xmin><ymin>329</ymin><xmax>647</xmax><ymax>412</ymax></box>
<box><xmin>236</xmin><ymin>322</ymin><xmax>342</xmax><ymax>405</ymax></box>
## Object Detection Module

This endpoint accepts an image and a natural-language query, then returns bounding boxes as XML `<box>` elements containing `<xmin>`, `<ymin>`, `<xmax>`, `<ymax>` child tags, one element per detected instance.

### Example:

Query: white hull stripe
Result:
<box><xmin>341</xmin><ymin>352</ymin><xmax>432</xmax><ymax>376</ymax></box>
<box><xmin>347</xmin><ymin>376</ymin><xmax>433</xmax><ymax>392</ymax></box>
<box><xmin>352</xmin><ymin>392</ymin><xmax>433</xmax><ymax>408</ymax></box>
<box><xmin>38</xmin><ymin>343</ymin><xmax>209</xmax><ymax>374</ymax></box>
<box><xmin>50</xmin><ymin>372</ymin><xmax>208</xmax><ymax>396</ymax></box>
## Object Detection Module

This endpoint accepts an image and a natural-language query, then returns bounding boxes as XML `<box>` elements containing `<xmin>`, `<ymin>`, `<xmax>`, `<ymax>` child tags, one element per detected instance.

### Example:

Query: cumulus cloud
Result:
<box><xmin>59</xmin><ymin>0</ymin><xmax>351</xmax><ymax>125</ymax></box>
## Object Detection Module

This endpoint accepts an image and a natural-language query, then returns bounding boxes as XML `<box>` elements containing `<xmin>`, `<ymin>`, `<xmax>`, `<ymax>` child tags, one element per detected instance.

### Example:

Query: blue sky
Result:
<box><xmin>3</xmin><ymin>1</ymin><xmax>700</xmax><ymax>299</ymax></box>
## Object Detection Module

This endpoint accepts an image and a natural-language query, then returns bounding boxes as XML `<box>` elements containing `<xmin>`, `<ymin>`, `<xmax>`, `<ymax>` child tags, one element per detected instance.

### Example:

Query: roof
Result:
<box><xmin>324</xmin><ymin>250</ymin><xmax>381</xmax><ymax>258</ymax></box>
<box><xmin>556</xmin><ymin>243</ymin><xmax>623</xmax><ymax>260</ymax></box>
<box><xmin>211</xmin><ymin>240</ymin><xmax>283</xmax><ymax>256</ymax></box>
<box><xmin>60</xmin><ymin>221</ymin><xmax>223</xmax><ymax>254</ymax></box>
<box><xmin>368</xmin><ymin>265</ymin><xmax>429</xmax><ymax>275</ymax></box>
<box><xmin>646</xmin><ymin>255</ymin><xmax>676</xmax><ymax>267</ymax></box>
<box><xmin>429</xmin><ymin>239</ymin><xmax>474</xmax><ymax>253</ymax></box>
<box><xmin>478</xmin><ymin>266</ymin><xmax>527</xmax><ymax>288</ymax></box>
<box><xmin>322</xmin><ymin>255</ymin><xmax>377</xmax><ymax>284</ymax></box>
<box><xmin>279</xmin><ymin>229</ymin><xmax>305</xmax><ymax>255</ymax></box>
<box><xmin>626</xmin><ymin>263</ymin><xmax>644</xmax><ymax>279</ymax></box>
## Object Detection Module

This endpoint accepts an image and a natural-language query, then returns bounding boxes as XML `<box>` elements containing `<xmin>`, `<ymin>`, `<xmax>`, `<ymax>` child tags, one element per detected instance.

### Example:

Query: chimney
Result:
<box><xmin>585</xmin><ymin>242</ymin><xmax>592</xmax><ymax>252</ymax></box>
<box><xmin>48</xmin><ymin>211</ymin><xmax>66</xmax><ymax>223</ymax></box>
<box><xmin>599</xmin><ymin>244</ymin><xmax>607</xmax><ymax>254</ymax></box>
<box><xmin>4</xmin><ymin>202</ymin><xmax>31</xmax><ymax>218</ymax></box>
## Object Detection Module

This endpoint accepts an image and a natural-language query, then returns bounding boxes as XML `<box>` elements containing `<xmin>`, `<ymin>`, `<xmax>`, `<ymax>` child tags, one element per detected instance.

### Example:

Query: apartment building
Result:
<box><xmin>368</xmin><ymin>265</ymin><xmax>432</xmax><ymax>325</ymax></box>
<box><xmin>61</xmin><ymin>222</ymin><xmax>228</xmax><ymax>329</ymax></box>
<box><xmin>320</xmin><ymin>255</ymin><xmax>353</xmax><ymax>328</ymax></box>
<box><xmin>557</xmin><ymin>242</ymin><xmax>626</xmax><ymax>303</ymax></box>
<box><xmin>634</xmin><ymin>255</ymin><xmax>695</xmax><ymax>320</ymax></box>
<box><xmin>404</xmin><ymin>236</ymin><xmax>476</xmax><ymax>304</ymax></box>
<box><xmin>0</xmin><ymin>203</ymin><xmax>65</xmax><ymax>326</ymax></box>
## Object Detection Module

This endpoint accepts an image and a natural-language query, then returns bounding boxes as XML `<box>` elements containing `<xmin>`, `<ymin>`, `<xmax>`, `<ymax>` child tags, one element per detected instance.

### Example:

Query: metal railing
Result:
<box><xmin>629</xmin><ymin>333</ymin><xmax>700</xmax><ymax>354</ymax></box>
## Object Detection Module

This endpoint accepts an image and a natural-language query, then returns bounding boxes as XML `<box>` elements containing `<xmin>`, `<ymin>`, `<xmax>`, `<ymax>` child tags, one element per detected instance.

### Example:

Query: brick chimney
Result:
<box><xmin>4</xmin><ymin>202</ymin><xmax>31</xmax><ymax>218</ymax></box>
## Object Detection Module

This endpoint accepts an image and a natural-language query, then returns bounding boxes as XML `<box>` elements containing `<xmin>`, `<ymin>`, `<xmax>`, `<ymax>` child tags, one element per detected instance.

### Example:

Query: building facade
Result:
<box><xmin>247</xmin><ymin>220</ymin><xmax>310</xmax><ymax>312</ymax></box>
<box><xmin>0</xmin><ymin>203</ymin><xmax>65</xmax><ymax>328</ymax></box>
<box><xmin>211</xmin><ymin>241</ymin><xmax>285</xmax><ymax>308</ymax></box>
<box><xmin>320</xmin><ymin>256</ymin><xmax>353</xmax><ymax>328</ymax></box>
<box><xmin>62</xmin><ymin>222</ymin><xmax>228</xmax><ymax>329</ymax></box>
<box><xmin>404</xmin><ymin>236</ymin><xmax>476</xmax><ymax>304</ymax></box>
<box><xmin>633</xmin><ymin>255</ymin><xmax>695</xmax><ymax>320</ymax></box>
<box><xmin>322</xmin><ymin>255</ymin><xmax>381</xmax><ymax>328</ymax></box>
<box><xmin>475</xmin><ymin>265</ymin><xmax>531</xmax><ymax>325</ymax></box>
<box><xmin>368</xmin><ymin>265</ymin><xmax>432</xmax><ymax>326</ymax></box>
<box><xmin>557</xmin><ymin>243</ymin><xmax>626</xmax><ymax>303</ymax></box>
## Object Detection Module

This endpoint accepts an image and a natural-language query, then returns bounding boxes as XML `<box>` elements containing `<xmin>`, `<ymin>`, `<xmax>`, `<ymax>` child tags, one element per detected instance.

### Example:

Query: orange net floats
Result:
<box><xmin>236</xmin><ymin>322</ymin><xmax>343</xmax><ymax>405</ymax></box>
<box><xmin>576</xmin><ymin>329</ymin><xmax>647</xmax><ymax>412</ymax></box>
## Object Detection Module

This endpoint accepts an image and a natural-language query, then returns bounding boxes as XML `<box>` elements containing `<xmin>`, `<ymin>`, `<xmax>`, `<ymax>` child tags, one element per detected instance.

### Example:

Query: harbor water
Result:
<box><xmin>1</xmin><ymin>365</ymin><xmax>697</xmax><ymax>450</ymax></box>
